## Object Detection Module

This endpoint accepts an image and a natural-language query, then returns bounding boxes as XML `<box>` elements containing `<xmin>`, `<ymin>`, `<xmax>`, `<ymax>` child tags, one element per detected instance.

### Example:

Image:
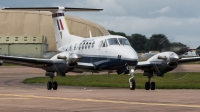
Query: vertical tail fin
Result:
<box><xmin>52</xmin><ymin>12</ymin><xmax>71</xmax><ymax>49</ymax></box>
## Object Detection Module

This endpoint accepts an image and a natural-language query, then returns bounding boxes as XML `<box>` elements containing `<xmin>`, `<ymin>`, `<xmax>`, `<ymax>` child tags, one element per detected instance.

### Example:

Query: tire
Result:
<box><xmin>53</xmin><ymin>81</ymin><xmax>58</xmax><ymax>90</ymax></box>
<box><xmin>151</xmin><ymin>82</ymin><xmax>155</xmax><ymax>90</ymax></box>
<box><xmin>145</xmin><ymin>82</ymin><xmax>150</xmax><ymax>90</ymax></box>
<box><xmin>130</xmin><ymin>79</ymin><xmax>136</xmax><ymax>90</ymax></box>
<box><xmin>47</xmin><ymin>81</ymin><xmax>52</xmax><ymax>90</ymax></box>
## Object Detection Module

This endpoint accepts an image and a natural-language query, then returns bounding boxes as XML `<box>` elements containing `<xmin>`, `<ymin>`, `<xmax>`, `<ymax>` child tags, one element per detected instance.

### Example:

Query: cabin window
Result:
<box><xmin>70</xmin><ymin>45</ymin><xmax>72</xmax><ymax>51</ymax></box>
<box><xmin>82</xmin><ymin>43</ymin><xmax>85</xmax><ymax>49</ymax></box>
<box><xmin>79</xmin><ymin>43</ymin><xmax>82</xmax><ymax>50</ymax></box>
<box><xmin>85</xmin><ymin>42</ymin><xmax>88</xmax><ymax>49</ymax></box>
<box><xmin>107</xmin><ymin>38</ymin><xmax>119</xmax><ymax>45</ymax></box>
<box><xmin>92</xmin><ymin>41</ymin><xmax>95</xmax><ymax>48</ymax></box>
<box><xmin>88</xmin><ymin>42</ymin><xmax>91</xmax><ymax>49</ymax></box>
<box><xmin>118</xmin><ymin>38</ymin><xmax>130</xmax><ymax>45</ymax></box>
<box><xmin>74</xmin><ymin>43</ymin><xmax>77</xmax><ymax>50</ymax></box>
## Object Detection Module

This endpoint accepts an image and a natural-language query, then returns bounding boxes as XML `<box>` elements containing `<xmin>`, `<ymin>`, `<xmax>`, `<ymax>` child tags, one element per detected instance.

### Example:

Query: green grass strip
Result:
<box><xmin>23</xmin><ymin>72</ymin><xmax>200</xmax><ymax>89</ymax></box>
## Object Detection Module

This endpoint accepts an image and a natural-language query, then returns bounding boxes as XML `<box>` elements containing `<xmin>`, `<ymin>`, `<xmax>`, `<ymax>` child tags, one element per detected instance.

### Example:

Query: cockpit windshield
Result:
<box><xmin>118</xmin><ymin>38</ymin><xmax>131</xmax><ymax>45</ymax></box>
<box><xmin>107</xmin><ymin>38</ymin><xmax>119</xmax><ymax>45</ymax></box>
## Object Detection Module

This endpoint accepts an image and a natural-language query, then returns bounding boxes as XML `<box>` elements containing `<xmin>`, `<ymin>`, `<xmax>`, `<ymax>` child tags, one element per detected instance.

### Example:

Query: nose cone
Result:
<box><xmin>69</xmin><ymin>53</ymin><xmax>82</xmax><ymax>62</ymax></box>
<box><xmin>170</xmin><ymin>55</ymin><xmax>179</xmax><ymax>62</ymax></box>
<box><xmin>123</xmin><ymin>47</ymin><xmax>138</xmax><ymax>62</ymax></box>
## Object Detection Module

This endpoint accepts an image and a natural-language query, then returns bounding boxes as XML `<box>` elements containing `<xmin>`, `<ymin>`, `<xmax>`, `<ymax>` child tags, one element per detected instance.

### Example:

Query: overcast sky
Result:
<box><xmin>1</xmin><ymin>0</ymin><xmax>200</xmax><ymax>48</ymax></box>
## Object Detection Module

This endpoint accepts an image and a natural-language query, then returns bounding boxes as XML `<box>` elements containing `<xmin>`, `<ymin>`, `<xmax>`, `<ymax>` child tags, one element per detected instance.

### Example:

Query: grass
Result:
<box><xmin>22</xmin><ymin>72</ymin><xmax>200</xmax><ymax>89</ymax></box>
<box><xmin>2</xmin><ymin>63</ymin><xmax>16</xmax><ymax>66</ymax></box>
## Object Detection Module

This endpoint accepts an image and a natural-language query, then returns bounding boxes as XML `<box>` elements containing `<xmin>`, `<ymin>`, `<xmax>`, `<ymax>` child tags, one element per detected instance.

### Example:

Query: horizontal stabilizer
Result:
<box><xmin>2</xmin><ymin>7</ymin><xmax>103</xmax><ymax>12</ymax></box>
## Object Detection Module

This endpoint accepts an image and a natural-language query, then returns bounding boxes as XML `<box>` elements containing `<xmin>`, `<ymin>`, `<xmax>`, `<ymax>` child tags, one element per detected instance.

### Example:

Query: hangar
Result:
<box><xmin>0</xmin><ymin>10</ymin><xmax>109</xmax><ymax>58</ymax></box>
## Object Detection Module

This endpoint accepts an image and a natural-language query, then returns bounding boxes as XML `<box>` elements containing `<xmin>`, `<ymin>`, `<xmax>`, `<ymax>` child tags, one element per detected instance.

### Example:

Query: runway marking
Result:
<box><xmin>0</xmin><ymin>94</ymin><xmax>200</xmax><ymax>108</ymax></box>
<box><xmin>0</xmin><ymin>98</ymin><xmax>30</xmax><ymax>100</ymax></box>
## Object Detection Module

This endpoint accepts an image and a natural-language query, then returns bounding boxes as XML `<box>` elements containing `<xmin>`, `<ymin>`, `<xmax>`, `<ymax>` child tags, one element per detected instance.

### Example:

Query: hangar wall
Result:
<box><xmin>0</xmin><ymin>35</ymin><xmax>47</xmax><ymax>58</ymax></box>
<box><xmin>0</xmin><ymin>10</ymin><xmax>109</xmax><ymax>58</ymax></box>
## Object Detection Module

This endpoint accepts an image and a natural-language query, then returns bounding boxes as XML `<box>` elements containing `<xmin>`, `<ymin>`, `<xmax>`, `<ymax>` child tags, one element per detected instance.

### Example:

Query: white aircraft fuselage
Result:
<box><xmin>48</xmin><ymin>34</ymin><xmax>138</xmax><ymax>74</ymax></box>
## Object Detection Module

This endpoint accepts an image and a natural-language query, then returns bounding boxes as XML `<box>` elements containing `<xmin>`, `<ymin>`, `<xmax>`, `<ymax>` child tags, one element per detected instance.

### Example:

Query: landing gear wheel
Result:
<box><xmin>151</xmin><ymin>82</ymin><xmax>155</xmax><ymax>90</ymax></box>
<box><xmin>145</xmin><ymin>82</ymin><xmax>150</xmax><ymax>90</ymax></box>
<box><xmin>129</xmin><ymin>78</ymin><xmax>136</xmax><ymax>90</ymax></box>
<box><xmin>47</xmin><ymin>81</ymin><xmax>52</xmax><ymax>90</ymax></box>
<box><xmin>53</xmin><ymin>81</ymin><xmax>58</xmax><ymax>90</ymax></box>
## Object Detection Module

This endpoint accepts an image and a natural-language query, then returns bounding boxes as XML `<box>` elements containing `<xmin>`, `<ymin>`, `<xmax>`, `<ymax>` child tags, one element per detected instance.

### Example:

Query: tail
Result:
<box><xmin>2</xmin><ymin>7</ymin><xmax>103</xmax><ymax>50</ymax></box>
<box><xmin>52</xmin><ymin>11</ymin><xmax>71</xmax><ymax>48</ymax></box>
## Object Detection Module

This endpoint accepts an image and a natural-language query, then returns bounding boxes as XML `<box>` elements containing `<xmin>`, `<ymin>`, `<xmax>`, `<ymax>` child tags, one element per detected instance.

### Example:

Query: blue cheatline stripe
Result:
<box><xmin>56</xmin><ymin>20</ymin><xmax>60</xmax><ymax>30</ymax></box>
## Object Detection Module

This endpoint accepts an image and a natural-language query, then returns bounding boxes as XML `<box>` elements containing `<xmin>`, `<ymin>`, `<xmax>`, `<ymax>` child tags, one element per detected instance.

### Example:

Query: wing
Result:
<box><xmin>0</xmin><ymin>55</ymin><xmax>53</xmax><ymax>68</ymax></box>
<box><xmin>77</xmin><ymin>62</ymin><xmax>94</xmax><ymax>69</ymax></box>
<box><xmin>136</xmin><ymin>61</ymin><xmax>151</xmax><ymax>69</ymax></box>
<box><xmin>178</xmin><ymin>57</ymin><xmax>200</xmax><ymax>63</ymax></box>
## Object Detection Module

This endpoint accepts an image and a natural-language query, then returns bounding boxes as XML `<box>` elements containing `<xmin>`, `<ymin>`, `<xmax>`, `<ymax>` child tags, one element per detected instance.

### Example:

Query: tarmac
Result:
<box><xmin>0</xmin><ymin>65</ymin><xmax>200</xmax><ymax>112</ymax></box>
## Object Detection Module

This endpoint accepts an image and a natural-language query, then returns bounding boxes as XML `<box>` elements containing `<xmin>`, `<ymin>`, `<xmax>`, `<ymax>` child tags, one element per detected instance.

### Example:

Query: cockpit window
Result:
<box><xmin>107</xmin><ymin>38</ymin><xmax>119</xmax><ymax>45</ymax></box>
<box><xmin>118</xmin><ymin>38</ymin><xmax>130</xmax><ymax>45</ymax></box>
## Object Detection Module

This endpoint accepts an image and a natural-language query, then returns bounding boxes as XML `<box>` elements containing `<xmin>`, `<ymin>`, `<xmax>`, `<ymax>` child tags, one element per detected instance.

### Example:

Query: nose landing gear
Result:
<box><xmin>128</xmin><ymin>66</ymin><xmax>136</xmax><ymax>90</ymax></box>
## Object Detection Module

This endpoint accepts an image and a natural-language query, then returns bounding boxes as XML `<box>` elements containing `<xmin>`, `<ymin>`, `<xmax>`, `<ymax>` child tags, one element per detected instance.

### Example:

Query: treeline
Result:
<box><xmin>108</xmin><ymin>30</ymin><xmax>187</xmax><ymax>52</ymax></box>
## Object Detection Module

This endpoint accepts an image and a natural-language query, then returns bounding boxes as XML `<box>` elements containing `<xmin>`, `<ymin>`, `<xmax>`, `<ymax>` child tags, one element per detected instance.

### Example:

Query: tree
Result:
<box><xmin>108</xmin><ymin>30</ymin><xmax>127</xmax><ymax>37</ymax></box>
<box><xmin>170</xmin><ymin>42</ymin><xmax>187</xmax><ymax>47</ymax></box>
<box><xmin>129</xmin><ymin>34</ymin><xmax>148</xmax><ymax>52</ymax></box>
<box><xmin>170</xmin><ymin>42</ymin><xmax>188</xmax><ymax>54</ymax></box>
<box><xmin>146</xmin><ymin>34</ymin><xmax>170</xmax><ymax>52</ymax></box>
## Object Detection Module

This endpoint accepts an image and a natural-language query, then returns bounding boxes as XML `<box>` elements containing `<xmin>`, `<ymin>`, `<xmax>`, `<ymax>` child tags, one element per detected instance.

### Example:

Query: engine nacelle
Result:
<box><xmin>143</xmin><ymin>51</ymin><xmax>179</xmax><ymax>77</ymax></box>
<box><xmin>167</xmin><ymin>62</ymin><xmax>178</xmax><ymax>68</ymax></box>
<box><xmin>47</xmin><ymin>52</ymin><xmax>81</xmax><ymax>75</ymax></box>
<box><xmin>143</xmin><ymin>62</ymin><xmax>178</xmax><ymax>77</ymax></box>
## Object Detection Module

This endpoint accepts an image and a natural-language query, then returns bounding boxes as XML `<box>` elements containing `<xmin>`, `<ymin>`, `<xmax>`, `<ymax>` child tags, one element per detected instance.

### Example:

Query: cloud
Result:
<box><xmin>78</xmin><ymin>14</ymin><xmax>200</xmax><ymax>47</ymax></box>
<box><xmin>53</xmin><ymin>0</ymin><xmax>127</xmax><ymax>16</ymax></box>
<box><xmin>149</xmin><ymin>6</ymin><xmax>171</xmax><ymax>15</ymax></box>
<box><xmin>159</xmin><ymin>6</ymin><xmax>171</xmax><ymax>13</ymax></box>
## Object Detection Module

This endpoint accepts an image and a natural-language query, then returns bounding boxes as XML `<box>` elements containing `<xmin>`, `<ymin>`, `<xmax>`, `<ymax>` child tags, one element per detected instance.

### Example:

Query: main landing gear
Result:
<box><xmin>145</xmin><ymin>76</ymin><xmax>155</xmax><ymax>90</ymax></box>
<box><xmin>128</xmin><ymin>66</ymin><xmax>136</xmax><ymax>90</ymax></box>
<box><xmin>47</xmin><ymin>76</ymin><xmax>58</xmax><ymax>90</ymax></box>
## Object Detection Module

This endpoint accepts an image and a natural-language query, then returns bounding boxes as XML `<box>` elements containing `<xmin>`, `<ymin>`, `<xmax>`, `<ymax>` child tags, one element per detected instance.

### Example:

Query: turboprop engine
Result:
<box><xmin>143</xmin><ymin>52</ymin><xmax>180</xmax><ymax>77</ymax></box>
<box><xmin>57</xmin><ymin>53</ymin><xmax>81</xmax><ymax>66</ymax></box>
<box><xmin>47</xmin><ymin>52</ymin><xmax>81</xmax><ymax>76</ymax></box>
